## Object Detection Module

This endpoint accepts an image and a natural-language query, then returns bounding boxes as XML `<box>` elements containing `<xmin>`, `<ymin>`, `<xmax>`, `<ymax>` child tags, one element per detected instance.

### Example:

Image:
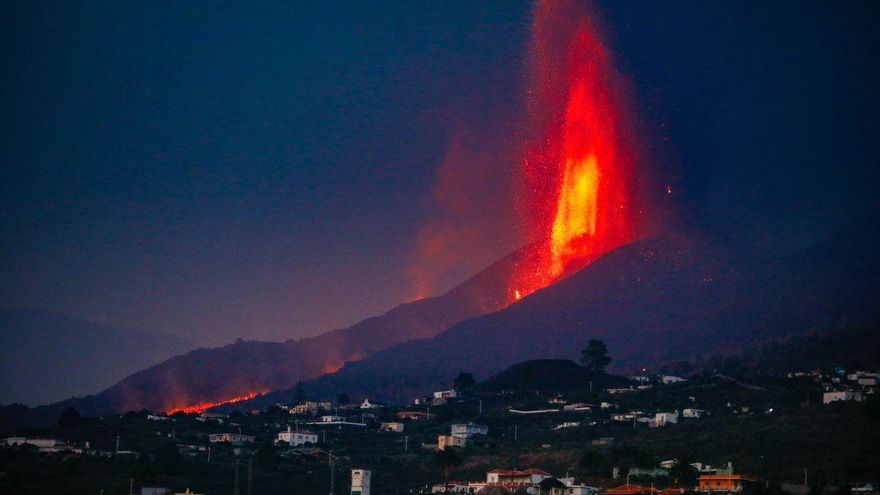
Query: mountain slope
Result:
<box><xmin>248</xmin><ymin>223</ymin><xmax>880</xmax><ymax>406</ymax></box>
<box><xmin>53</xmin><ymin>241</ymin><xmax>554</xmax><ymax>415</ymax></box>
<box><xmin>0</xmin><ymin>309</ymin><xmax>195</xmax><ymax>406</ymax></box>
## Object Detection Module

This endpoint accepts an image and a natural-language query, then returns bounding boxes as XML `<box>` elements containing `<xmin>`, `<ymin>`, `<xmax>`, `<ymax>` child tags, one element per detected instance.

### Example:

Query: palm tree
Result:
<box><xmin>668</xmin><ymin>457</ymin><xmax>699</xmax><ymax>488</ymax></box>
<box><xmin>434</xmin><ymin>447</ymin><xmax>463</xmax><ymax>492</ymax></box>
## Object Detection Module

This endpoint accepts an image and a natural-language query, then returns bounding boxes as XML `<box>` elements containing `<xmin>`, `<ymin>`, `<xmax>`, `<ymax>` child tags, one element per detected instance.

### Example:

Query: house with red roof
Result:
<box><xmin>486</xmin><ymin>468</ymin><xmax>552</xmax><ymax>489</ymax></box>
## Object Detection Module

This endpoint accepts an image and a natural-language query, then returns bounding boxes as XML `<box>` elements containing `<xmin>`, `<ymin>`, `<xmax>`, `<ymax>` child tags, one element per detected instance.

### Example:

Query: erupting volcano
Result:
<box><xmin>510</xmin><ymin>0</ymin><xmax>640</xmax><ymax>300</ymax></box>
<box><xmin>28</xmin><ymin>1</ymin><xmax>648</xmax><ymax>420</ymax></box>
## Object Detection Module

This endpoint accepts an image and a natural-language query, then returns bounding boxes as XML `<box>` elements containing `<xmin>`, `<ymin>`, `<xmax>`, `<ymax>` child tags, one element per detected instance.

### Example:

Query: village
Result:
<box><xmin>2</xmin><ymin>352</ymin><xmax>878</xmax><ymax>495</ymax></box>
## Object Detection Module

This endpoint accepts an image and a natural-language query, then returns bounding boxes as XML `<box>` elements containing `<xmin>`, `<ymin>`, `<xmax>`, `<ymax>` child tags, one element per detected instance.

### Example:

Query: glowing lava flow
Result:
<box><xmin>511</xmin><ymin>0</ymin><xmax>639</xmax><ymax>300</ymax></box>
<box><xmin>166</xmin><ymin>390</ymin><xmax>265</xmax><ymax>415</ymax></box>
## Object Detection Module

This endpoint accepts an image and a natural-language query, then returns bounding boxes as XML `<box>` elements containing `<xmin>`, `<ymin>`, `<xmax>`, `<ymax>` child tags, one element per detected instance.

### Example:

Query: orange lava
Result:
<box><xmin>512</xmin><ymin>0</ymin><xmax>640</xmax><ymax>301</ymax></box>
<box><xmin>166</xmin><ymin>390</ymin><xmax>266</xmax><ymax>414</ymax></box>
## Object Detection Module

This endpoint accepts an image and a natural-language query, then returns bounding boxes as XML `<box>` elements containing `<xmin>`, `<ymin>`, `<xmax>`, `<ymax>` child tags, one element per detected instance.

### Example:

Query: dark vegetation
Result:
<box><xmin>473</xmin><ymin>359</ymin><xmax>630</xmax><ymax>395</ymax></box>
<box><xmin>667</xmin><ymin>325</ymin><xmax>880</xmax><ymax>378</ymax></box>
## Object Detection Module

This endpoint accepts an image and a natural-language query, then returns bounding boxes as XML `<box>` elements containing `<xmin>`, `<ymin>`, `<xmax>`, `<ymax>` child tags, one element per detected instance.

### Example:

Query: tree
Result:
<box><xmin>579</xmin><ymin>449</ymin><xmax>611</xmax><ymax>477</ymax></box>
<box><xmin>581</xmin><ymin>339</ymin><xmax>612</xmax><ymax>373</ymax></box>
<box><xmin>255</xmin><ymin>441</ymin><xmax>278</xmax><ymax>471</ymax></box>
<box><xmin>668</xmin><ymin>457</ymin><xmax>699</xmax><ymax>487</ymax></box>
<box><xmin>453</xmin><ymin>372</ymin><xmax>476</xmax><ymax>392</ymax></box>
<box><xmin>155</xmin><ymin>441</ymin><xmax>184</xmax><ymax>475</ymax></box>
<box><xmin>337</xmin><ymin>393</ymin><xmax>351</xmax><ymax>405</ymax></box>
<box><xmin>434</xmin><ymin>447</ymin><xmax>462</xmax><ymax>491</ymax></box>
<box><xmin>58</xmin><ymin>406</ymin><xmax>81</xmax><ymax>429</ymax></box>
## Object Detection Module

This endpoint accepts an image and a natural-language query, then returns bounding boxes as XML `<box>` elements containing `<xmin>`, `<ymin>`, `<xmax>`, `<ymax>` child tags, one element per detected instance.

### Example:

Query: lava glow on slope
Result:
<box><xmin>510</xmin><ymin>0</ymin><xmax>639</xmax><ymax>300</ymax></box>
<box><xmin>166</xmin><ymin>390</ymin><xmax>266</xmax><ymax>415</ymax></box>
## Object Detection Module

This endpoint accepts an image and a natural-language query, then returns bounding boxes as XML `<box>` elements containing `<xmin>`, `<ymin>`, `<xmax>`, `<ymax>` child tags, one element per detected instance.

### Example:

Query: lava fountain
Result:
<box><xmin>510</xmin><ymin>0</ymin><xmax>641</xmax><ymax>300</ymax></box>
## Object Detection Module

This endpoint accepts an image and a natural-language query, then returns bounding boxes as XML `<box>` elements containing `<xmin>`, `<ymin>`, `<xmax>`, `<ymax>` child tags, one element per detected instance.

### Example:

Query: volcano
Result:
<box><xmin>40</xmin><ymin>1</ymin><xmax>647</xmax><ymax>418</ymax></box>
<box><xmin>234</xmin><ymin>220</ymin><xmax>880</xmax><ymax>407</ymax></box>
<box><xmin>33</xmin><ymin>240</ymin><xmax>564</xmax><ymax>417</ymax></box>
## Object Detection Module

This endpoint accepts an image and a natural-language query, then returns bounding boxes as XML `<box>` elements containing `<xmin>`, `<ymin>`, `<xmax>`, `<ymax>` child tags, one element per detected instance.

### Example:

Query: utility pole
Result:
<box><xmin>247</xmin><ymin>456</ymin><xmax>253</xmax><ymax>495</ymax></box>
<box><xmin>329</xmin><ymin>450</ymin><xmax>335</xmax><ymax>495</ymax></box>
<box><xmin>129</xmin><ymin>478</ymin><xmax>133</xmax><ymax>495</ymax></box>
<box><xmin>233</xmin><ymin>458</ymin><xmax>240</xmax><ymax>495</ymax></box>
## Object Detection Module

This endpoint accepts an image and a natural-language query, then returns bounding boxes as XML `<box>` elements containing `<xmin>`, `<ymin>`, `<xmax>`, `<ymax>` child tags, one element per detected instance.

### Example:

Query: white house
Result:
<box><xmin>276</xmin><ymin>426</ymin><xmax>318</xmax><ymax>446</ymax></box>
<box><xmin>610</xmin><ymin>413</ymin><xmax>633</xmax><ymax>422</ymax></box>
<box><xmin>852</xmin><ymin>483</ymin><xmax>877</xmax><ymax>493</ymax></box>
<box><xmin>607</xmin><ymin>387</ymin><xmax>637</xmax><ymax>395</ymax></box>
<box><xmin>822</xmin><ymin>390</ymin><xmax>863</xmax><ymax>404</ymax></box>
<box><xmin>683</xmin><ymin>408</ymin><xmax>708</xmax><ymax>418</ymax></box>
<box><xmin>563</xmin><ymin>403</ymin><xmax>592</xmax><ymax>412</ymax></box>
<box><xmin>208</xmin><ymin>433</ymin><xmax>255</xmax><ymax>444</ymax></box>
<box><xmin>290</xmin><ymin>401</ymin><xmax>331</xmax><ymax>414</ymax></box>
<box><xmin>430</xmin><ymin>481</ymin><xmax>471</xmax><ymax>493</ymax></box>
<box><xmin>451</xmin><ymin>422</ymin><xmax>488</xmax><ymax>438</ymax></box>
<box><xmin>3</xmin><ymin>437</ymin><xmax>75</xmax><ymax>452</ymax></box>
<box><xmin>433</xmin><ymin>389</ymin><xmax>457</xmax><ymax>400</ymax></box>
<box><xmin>847</xmin><ymin>371</ymin><xmax>879</xmax><ymax>381</ymax></box>
<box><xmin>360</xmin><ymin>399</ymin><xmax>387</xmax><ymax>409</ymax></box>
<box><xmin>553</xmin><ymin>422</ymin><xmax>581</xmax><ymax>430</ymax></box>
<box><xmin>558</xmin><ymin>477</ymin><xmax>600</xmax><ymax>495</ymax></box>
<box><xmin>320</xmin><ymin>415</ymin><xmax>346</xmax><ymax>423</ymax></box>
<box><xmin>352</xmin><ymin>469</ymin><xmax>371</xmax><ymax>495</ymax></box>
<box><xmin>380</xmin><ymin>422</ymin><xmax>404</xmax><ymax>433</ymax></box>
<box><xmin>611</xmin><ymin>411</ymin><xmax>643</xmax><ymax>422</ymax></box>
<box><xmin>652</xmin><ymin>411</ymin><xmax>679</xmax><ymax>427</ymax></box>
<box><xmin>486</xmin><ymin>468</ymin><xmax>551</xmax><ymax>487</ymax></box>
<box><xmin>662</xmin><ymin>375</ymin><xmax>687</xmax><ymax>384</ymax></box>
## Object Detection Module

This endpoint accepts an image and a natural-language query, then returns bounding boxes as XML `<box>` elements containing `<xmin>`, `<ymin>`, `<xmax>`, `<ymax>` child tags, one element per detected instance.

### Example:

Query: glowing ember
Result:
<box><xmin>166</xmin><ymin>390</ymin><xmax>265</xmax><ymax>414</ymax></box>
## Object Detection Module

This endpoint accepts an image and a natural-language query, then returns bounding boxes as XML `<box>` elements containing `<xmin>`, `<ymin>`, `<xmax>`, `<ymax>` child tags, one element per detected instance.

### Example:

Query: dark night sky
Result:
<box><xmin>2</xmin><ymin>1</ymin><xmax>878</xmax><ymax>346</ymax></box>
